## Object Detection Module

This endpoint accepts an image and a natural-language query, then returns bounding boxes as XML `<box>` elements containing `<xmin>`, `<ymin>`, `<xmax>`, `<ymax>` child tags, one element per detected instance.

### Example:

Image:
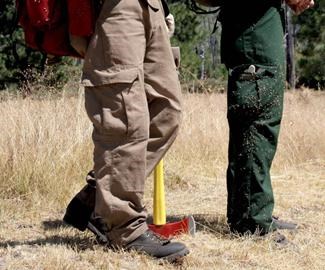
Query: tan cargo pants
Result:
<box><xmin>81</xmin><ymin>0</ymin><xmax>182</xmax><ymax>245</ymax></box>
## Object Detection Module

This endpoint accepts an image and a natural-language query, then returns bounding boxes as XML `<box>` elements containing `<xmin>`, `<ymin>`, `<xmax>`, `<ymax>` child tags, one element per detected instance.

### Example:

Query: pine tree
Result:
<box><xmin>0</xmin><ymin>0</ymin><xmax>46</xmax><ymax>90</ymax></box>
<box><xmin>0</xmin><ymin>0</ymin><xmax>79</xmax><ymax>92</ymax></box>
<box><xmin>169</xmin><ymin>1</ymin><xmax>226</xmax><ymax>86</ymax></box>
<box><xmin>294</xmin><ymin>0</ymin><xmax>325</xmax><ymax>89</ymax></box>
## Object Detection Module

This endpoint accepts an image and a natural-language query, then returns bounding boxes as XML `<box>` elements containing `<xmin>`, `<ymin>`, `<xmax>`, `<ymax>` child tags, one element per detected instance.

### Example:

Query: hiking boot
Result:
<box><xmin>126</xmin><ymin>230</ymin><xmax>189</xmax><ymax>263</ymax></box>
<box><xmin>63</xmin><ymin>182</ymin><xmax>109</xmax><ymax>243</ymax></box>
<box><xmin>272</xmin><ymin>216</ymin><xmax>298</xmax><ymax>230</ymax></box>
<box><xmin>63</xmin><ymin>184</ymin><xmax>94</xmax><ymax>231</ymax></box>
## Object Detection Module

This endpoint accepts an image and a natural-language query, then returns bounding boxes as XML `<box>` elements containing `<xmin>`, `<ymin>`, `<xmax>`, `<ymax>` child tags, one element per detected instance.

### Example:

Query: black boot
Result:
<box><xmin>63</xmin><ymin>183</ymin><xmax>95</xmax><ymax>231</ymax></box>
<box><xmin>63</xmin><ymin>173</ymin><xmax>108</xmax><ymax>243</ymax></box>
<box><xmin>126</xmin><ymin>230</ymin><xmax>189</xmax><ymax>263</ymax></box>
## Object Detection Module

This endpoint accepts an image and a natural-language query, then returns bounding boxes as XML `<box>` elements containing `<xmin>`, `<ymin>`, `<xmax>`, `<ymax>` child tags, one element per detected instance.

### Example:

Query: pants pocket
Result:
<box><xmin>227</xmin><ymin>64</ymin><xmax>284</xmax><ymax>121</ymax></box>
<box><xmin>85</xmin><ymin>68</ymin><xmax>141</xmax><ymax>140</ymax></box>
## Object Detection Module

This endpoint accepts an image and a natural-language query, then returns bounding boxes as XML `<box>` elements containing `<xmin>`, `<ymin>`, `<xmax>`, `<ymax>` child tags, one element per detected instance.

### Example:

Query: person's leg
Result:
<box><xmin>86</xmin><ymin>81</ymin><xmax>149</xmax><ymax>245</ymax></box>
<box><xmin>82</xmin><ymin>0</ymin><xmax>188</xmax><ymax>260</ymax></box>
<box><xmin>227</xmin><ymin>75</ymin><xmax>284</xmax><ymax>233</ymax></box>
<box><xmin>64</xmin><ymin>0</ymin><xmax>148</xmax><ymax>245</ymax></box>
<box><xmin>64</xmin><ymin>0</ymin><xmax>182</xmax><ymax>232</ymax></box>
<box><xmin>81</xmin><ymin>0</ymin><xmax>151</xmax><ymax>246</ymax></box>
<box><xmin>75</xmin><ymin>1</ymin><xmax>188</xmax><ymax>260</ymax></box>
<box><xmin>225</xmin><ymin>6</ymin><xmax>286</xmax><ymax>234</ymax></box>
<box><xmin>143</xmin><ymin>0</ymin><xmax>182</xmax><ymax>175</ymax></box>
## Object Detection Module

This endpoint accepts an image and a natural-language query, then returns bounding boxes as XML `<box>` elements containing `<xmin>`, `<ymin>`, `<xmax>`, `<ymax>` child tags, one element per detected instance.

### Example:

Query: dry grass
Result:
<box><xmin>0</xmin><ymin>88</ymin><xmax>324</xmax><ymax>269</ymax></box>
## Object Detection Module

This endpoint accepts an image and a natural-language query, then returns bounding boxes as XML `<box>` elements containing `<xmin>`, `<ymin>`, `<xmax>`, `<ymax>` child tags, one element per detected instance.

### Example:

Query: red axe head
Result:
<box><xmin>148</xmin><ymin>160</ymin><xmax>196</xmax><ymax>238</ymax></box>
<box><xmin>149</xmin><ymin>215</ymin><xmax>196</xmax><ymax>238</ymax></box>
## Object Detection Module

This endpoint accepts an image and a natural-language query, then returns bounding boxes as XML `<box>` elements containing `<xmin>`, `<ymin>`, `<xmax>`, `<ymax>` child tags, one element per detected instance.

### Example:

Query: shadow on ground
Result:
<box><xmin>0</xmin><ymin>234</ymin><xmax>99</xmax><ymax>251</ymax></box>
<box><xmin>42</xmin><ymin>219</ymin><xmax>69</xmax><ymax>230</ymax></box>
<box><xmin>0</xmin><ymin>219</ymin><xmax>100</xmax><ymax>251</ymax></box>
<box><xmin>0</xmin><ymin>214</ymin><xmax>231</xmax><ymax>251</ymax></box>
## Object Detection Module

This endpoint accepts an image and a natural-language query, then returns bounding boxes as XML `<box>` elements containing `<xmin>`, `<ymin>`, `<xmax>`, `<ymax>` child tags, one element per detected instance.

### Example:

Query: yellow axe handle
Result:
<box><xmin>153</xmin><ymin>159</ymin><xmax>166</xmax><ymax>225</ymax></box>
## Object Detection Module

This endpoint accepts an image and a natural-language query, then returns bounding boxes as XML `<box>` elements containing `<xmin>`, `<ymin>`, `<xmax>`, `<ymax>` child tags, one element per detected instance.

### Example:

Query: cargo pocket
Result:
<box><xmin>85</xmin><ymin>68</ymin><xmax>143</xmax><ymax>140</ymax></box>
<box><xmin>227</xmin><ymin>64</ymin><xmax>284</xmax><ymax>121</ymax></box>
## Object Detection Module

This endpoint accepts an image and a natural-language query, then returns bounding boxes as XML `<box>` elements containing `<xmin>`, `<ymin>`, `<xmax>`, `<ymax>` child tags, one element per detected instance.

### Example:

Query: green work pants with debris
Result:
<box><xmin>220</xmin><ymin>1</ymin><xmax>285</xmax><ymax>234</ymax></box>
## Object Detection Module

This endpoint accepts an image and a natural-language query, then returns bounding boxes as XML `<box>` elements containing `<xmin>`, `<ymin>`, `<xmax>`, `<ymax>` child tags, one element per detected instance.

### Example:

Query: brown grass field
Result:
<box><xmin>0</xmin><ymin>88</ymin><xmax>324</xmax><ymax>269</ymax></box>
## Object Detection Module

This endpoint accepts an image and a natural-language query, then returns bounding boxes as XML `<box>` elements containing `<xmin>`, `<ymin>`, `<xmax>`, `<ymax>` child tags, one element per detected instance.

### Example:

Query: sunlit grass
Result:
<box><xmin>0</xmin><ymin>89</ymin><xmax>324</xmax><ymax>269</ymax></box>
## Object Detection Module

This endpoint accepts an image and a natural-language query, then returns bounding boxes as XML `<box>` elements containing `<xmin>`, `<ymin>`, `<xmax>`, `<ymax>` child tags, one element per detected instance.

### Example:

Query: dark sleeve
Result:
<box><xmin>161</xmin><ymin>0</ymin><xmax>170</xmax><ymax>17</ymax></box>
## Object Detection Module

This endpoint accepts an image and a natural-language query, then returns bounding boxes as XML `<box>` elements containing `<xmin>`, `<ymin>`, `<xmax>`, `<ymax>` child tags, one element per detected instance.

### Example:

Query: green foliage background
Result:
<box><xmin>0</xmin><ymin>0</ymin><xmax>79</xmax><ymax>91</ymax></box>
<box><xmin>170</xmin><ymin>2</ymin><xmax>204</xmax><ymax>81</ymax></box>
<box><xmin>294</xmin><ymin>0</ymin><xmax>325</xmax><ymax>88</ymax></box>
<box><xmin>0</xmin><ymin>0</ymin><xmax>324</xmax><ymax>90</ymax></box>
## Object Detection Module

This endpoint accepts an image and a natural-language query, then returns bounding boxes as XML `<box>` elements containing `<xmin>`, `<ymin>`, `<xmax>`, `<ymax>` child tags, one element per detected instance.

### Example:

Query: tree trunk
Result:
<box><xmin>285</xmin><ymin>6</ymin><xmax>296</xmax><ymax>89</ymax></box>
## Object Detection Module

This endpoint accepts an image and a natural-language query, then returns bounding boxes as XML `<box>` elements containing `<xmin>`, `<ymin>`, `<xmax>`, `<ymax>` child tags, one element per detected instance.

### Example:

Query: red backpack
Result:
<box><xmin>16</xmin><ymin>0</ymin><xmax>96</xmax><ymax>57</ymax></box>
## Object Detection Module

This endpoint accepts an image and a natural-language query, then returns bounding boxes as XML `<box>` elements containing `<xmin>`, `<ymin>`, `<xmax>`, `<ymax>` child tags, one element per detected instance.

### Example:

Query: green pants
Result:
<box><xmin>221</xmin><ymin>3</ymin><xmax>285</xmax><ymax>234</ymax></box>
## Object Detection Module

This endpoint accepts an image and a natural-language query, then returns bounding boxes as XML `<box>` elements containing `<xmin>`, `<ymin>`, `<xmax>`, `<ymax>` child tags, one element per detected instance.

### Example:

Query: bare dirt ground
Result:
<box><xmin>0</xmin><ymin>90</ymin><xmax>324</xmax><ymax>269</ymax></box>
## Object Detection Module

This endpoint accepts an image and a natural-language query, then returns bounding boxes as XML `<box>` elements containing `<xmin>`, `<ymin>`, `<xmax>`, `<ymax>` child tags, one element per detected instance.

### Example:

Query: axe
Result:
<box><xmin>148</xmin><ymin>159</ymin><xmax>196</xmax><ymax>238</ymax></box>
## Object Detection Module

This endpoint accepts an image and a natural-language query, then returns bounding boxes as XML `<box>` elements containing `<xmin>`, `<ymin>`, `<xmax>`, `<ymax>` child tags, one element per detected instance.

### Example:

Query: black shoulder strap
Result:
<box><xmin>186</xmin><ymin>0</ymin><xmax>221</xmax><ymax>15</ymax></box>
<box><xmin>186</xmin><ymin>0</ymin><xmax>222</xmax><ymax>33</ymax></box>
<box><xmin>161</xmin><ymin>0</ymin><xmax>170</xmax><ymax>17</ymax></box>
